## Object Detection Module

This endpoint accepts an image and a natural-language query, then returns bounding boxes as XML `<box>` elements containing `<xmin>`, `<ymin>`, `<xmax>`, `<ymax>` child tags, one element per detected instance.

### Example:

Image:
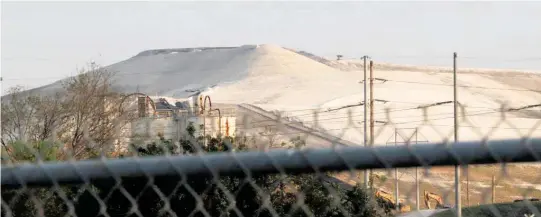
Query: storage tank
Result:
<box><xmin>187</xmin><ymin>94</ymin><xmax>200</xmax><ymax>115</ymax></box>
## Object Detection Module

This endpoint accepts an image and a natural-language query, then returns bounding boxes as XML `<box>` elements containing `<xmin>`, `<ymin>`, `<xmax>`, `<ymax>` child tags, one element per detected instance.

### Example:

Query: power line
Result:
<box><xmin>383</xmin><ymin>79</ymin><xmax>540</xmax><ymax>92</ymax></box>
<box><xmin>236</xmin><ymin>106</ymin><xmax>424</xmax><ymax>127</ymax></box>
<box><xmin>181</xmin><ymin>102</ymin><xmax>538</xmax><ymax>130</ymax></box>
<box><xmin>238</xmin><ymin>107</ymin><xmax>487</xmax><ymax>127</ymax></box>
<box><xmin>390</xmin><ymin>110</ymin><xmax>534</xmax><ymax>125</ymax></box>
<box><xmin>244</xmin><ymin>102</ymin><xmax>540</xmax><ymax>124</ymax></box>
<box><xmin>275</xmin><ymin>99</ymin><xmax>513</xmax><ymax>116</ymax></box>
<box><xmin>248</xmin><ymin>103</ymin><xmax>420</xmax><ymax>117</ymax></box>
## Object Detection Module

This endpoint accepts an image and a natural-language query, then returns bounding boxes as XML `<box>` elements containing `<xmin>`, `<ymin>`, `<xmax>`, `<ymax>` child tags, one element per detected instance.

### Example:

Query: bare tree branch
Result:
<box><xmin>1</xmin><ymin>62</ymin><xmax>135</xmax><ymax>161</ymax></box>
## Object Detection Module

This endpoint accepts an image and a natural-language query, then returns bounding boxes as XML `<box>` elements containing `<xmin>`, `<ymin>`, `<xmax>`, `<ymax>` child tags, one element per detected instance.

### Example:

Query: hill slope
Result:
<box><xmin>26</xmin><ymin>44</ymin><xmax>541</xmax><ymax>145</ymax></box>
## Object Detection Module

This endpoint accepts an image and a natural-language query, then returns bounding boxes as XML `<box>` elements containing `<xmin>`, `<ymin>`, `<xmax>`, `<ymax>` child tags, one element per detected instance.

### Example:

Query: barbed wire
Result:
<box><xmin>237</xmin><ymin>106</ymin><xmax>540</xmax><ymax>128</ymax></box>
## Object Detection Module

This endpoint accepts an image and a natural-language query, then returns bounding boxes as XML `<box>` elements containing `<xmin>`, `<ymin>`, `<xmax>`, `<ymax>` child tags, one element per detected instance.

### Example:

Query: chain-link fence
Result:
<box><xmin>2</xmin><ymin>94</ymin><xmax>540</xmax><ymax>217</ymax></box>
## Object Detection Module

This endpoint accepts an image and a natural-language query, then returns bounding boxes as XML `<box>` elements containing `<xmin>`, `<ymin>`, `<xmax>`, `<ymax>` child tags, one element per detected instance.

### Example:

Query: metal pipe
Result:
<box><xmin>2</xmin><ymin>138</ymin><xmax>540</xmax><ymax>188</ymax></box>
<box><xmin>118</xmin><ymin>93</ymin><xmax>157</xmax><ymax>115</ymax></box>
<box><xmin>225</xmin><ymin>119</ymin><xmax>230</xmax><ymax>137</ymax></box>
<box><xmin>203</xmin><ymin>96</ymin><xmax>212</xmax><ymax>114</ymax></box>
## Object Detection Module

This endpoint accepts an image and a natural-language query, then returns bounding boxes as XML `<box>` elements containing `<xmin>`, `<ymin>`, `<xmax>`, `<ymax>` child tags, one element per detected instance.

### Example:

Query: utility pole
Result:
<box><xmin>360</xmin><ymin>58</ymin><xmax>387</xmax><ymax>189</ymax></box>
<box><xmin>370</xmin><ymin>60</ymin><xmax>375</xmax><ymax>147</ymax></box>
<box><xmin>369</xmin><ymin>60</ymin><xmax>375</xmax><ymax>187</ymax></box>
<box><xmin>415</xmin><ymin>128</ymin><xmax>420</xmax><ymax>211</ymax></box>
<box><xmin>363</xmin><ymin>55</ymin><xmax>369</xmax><ymax>188</ymax></box>
<box><xmin>395</xmin><ymin>129</ymin><xmax>400</xmax><ymax>211</ymax></box>
<box><xmin>453</xmin><ymin>52</ymin><xmax>462</xmax><ymax>217</ymax></box>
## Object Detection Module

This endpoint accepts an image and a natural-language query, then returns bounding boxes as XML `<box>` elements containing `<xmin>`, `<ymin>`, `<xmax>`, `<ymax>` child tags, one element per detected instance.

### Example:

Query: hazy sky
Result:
<box><xmin>2</xmin><ymin>1</ymin><xmax>540</xmax><ymax>92</ymax></box>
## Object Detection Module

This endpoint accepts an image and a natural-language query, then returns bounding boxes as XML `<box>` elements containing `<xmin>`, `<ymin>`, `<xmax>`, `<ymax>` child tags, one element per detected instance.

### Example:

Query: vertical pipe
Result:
<box><xmin>369</xmin><ymin>60</ymin><xmax>375</xmax><ymax>188</ymax></box>
<box><xmin>175</xmin><ymin>119</ymin><xmax>180</xmax><ymax>144</ymax></box>
<box><xmin>203</xmin><ymin>115</ymin><xmax>206</xmax><ymax>147</ymax></box>
<box><xmin>395</xmin><ymin>129</ymin><xmax>399</xmax><ymax>211</ymax></box>
<box><xmin>415</xmin><ymin>128</ymin><xmax>420</xmax><ymax>211</ymax></box>
<box><xmin>225</xmin><ymin>119</ymin><xmax>230</xmax><ymax>137</ymax></box>
<box><xmin>363</xmin><ymin>56</ymin><xmax>369</xmax><ymax>188</ymax></box>
<box><xmin>453</xmin><ymin>52</ymin><xmax>462</xmax><ymax>217</ymax></box>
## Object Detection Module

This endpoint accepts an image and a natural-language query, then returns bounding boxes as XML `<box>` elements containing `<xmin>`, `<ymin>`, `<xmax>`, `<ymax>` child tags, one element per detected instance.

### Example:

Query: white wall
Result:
<box><xmin>187</xmin><ymin>116</ymin><xmax>236</xmax><ymax>138</ymax></box>
<box><xmin>127</xmin><ymin>117</ymin><xmax>180</xmax><ymax>145</ymax></box>
<box><xmin>123</xmin><ymin>115</ymin><xmax>236</xmax><ymax>147</ymax></box>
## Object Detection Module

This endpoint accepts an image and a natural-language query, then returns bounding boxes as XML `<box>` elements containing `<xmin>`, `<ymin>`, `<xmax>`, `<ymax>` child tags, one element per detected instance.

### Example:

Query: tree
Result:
<box><xmin>1</xmin><ymin>62</ymin><xmax>135</xmax><ymax>160</ymax></box>
<box><xmin>31</xmin><ymin>93</ymin><xmax>65</xmax><ymax>142</ymax></box>
<box><xmin>59</xmin><ymin>63</ymin><xmax>129</xmax><ymax>158</ymax></box>
<box><xmin>1</xmin><ymin>87</ymin><xmax>66</xmax><ymax>162</ymax></box>
<box><xmin>1</xmin><ymin>86</ymin><xmax>42</xmax><ymax>143</ymax></box>
<box><xmin>344</xmin><ymin>186</ymin><xmax>389</xmax><ymax>217</ymax></box>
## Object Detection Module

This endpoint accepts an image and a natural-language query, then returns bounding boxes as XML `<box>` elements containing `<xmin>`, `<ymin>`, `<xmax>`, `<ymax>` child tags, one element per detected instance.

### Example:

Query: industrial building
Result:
<box><xmin>126</xmin><ymin>93</ymin><xmax>236</xmax><ymax>148</ymax></box>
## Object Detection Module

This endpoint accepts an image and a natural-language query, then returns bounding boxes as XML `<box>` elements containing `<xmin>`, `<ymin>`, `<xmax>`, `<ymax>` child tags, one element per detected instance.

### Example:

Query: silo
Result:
<box><xmin>188</xmin><ymin>94</ymin><xmax>200</xmax><ymax>115</ymax></box>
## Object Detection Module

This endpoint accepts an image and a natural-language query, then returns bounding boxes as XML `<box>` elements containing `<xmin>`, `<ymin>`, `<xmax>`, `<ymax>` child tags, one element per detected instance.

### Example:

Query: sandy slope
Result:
<box><xmin>208</xmin><ymin>45</ymin><xmax>541</xmax><ymax>145</ymax></box>
<box><xmin>28</xmin><ymin>44</ymin><xmax>541</xmax><ymax>146</ymax></box>
<box><xmin>31</xmin><ymin>45</ymin><xmax>260</xmax><ymax>98</ymax></box>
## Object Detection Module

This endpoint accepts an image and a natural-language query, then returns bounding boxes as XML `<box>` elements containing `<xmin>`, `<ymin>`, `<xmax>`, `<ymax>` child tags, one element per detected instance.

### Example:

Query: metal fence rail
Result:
<box><xmin>2</xmin><ymin>138</ymin><xmax>541</xmax><ymax>188</ymax></box>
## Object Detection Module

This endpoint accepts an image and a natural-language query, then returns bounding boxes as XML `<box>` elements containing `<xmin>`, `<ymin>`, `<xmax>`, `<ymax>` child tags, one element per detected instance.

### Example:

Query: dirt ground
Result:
<box><xmin>331</xmin><ymin>162</ymin><xmax>541</xmax><ymax>209</ymax></box>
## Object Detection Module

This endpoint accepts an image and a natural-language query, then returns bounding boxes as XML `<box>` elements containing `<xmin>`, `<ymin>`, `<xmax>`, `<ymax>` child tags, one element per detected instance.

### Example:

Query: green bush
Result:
<box><xmin>2</xmin><ymin>140</ymin><xmax>61</xmax><ymax>163</ymax></box>
<box><xmin>1</xmin><ymin>127</ymin><xmax>390</xmax><ymax>217</ymax></box>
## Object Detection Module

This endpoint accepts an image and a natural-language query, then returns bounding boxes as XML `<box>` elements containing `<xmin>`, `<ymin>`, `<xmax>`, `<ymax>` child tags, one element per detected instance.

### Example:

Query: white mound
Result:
<box><xmin>27</xmin><ymin>44</ymin><xmax>541</xmax><ymax>146</ymax></box>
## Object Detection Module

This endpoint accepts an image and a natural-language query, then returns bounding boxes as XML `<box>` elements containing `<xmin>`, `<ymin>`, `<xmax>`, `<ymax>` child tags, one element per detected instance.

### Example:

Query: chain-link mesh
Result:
<box><xmin>2</xmin><ymin>87</ymin><xmax>541</xmax><ymax>217</ymax></box>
